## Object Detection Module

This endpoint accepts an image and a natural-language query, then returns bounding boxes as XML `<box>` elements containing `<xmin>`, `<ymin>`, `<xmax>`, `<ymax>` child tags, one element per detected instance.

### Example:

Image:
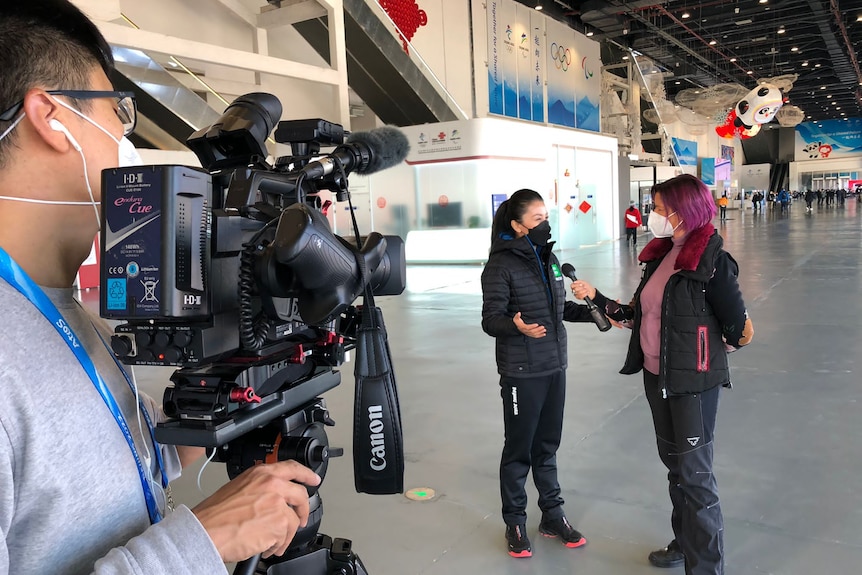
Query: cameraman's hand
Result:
<box><xmin>514</xmin><ymin>312</ymin><xmax>546</xmax><ymax>338</ymax></box>
<box><xmin>192</xmin><ymin>460</ymin><xmax>321</xmax><ymax>562</ymax></box>
<box><xmin>571</xmin><ymin>280</ymin><xmax>596</xmax><ymax>301</ymax></box>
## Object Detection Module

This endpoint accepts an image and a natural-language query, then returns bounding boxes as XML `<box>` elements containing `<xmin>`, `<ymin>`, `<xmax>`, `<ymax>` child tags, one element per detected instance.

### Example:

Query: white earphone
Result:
<box><xmin>49</xmin><ymin>119</ymin><xmax>82</xmax><ymax>151</ymax></box>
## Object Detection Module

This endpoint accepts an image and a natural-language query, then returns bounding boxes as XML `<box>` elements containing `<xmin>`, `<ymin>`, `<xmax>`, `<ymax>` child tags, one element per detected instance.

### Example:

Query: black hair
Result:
<box><xmin>490</xmin><ymin>188</ymin><xmax>544</xmax><ymax>242</ymax></box>
<box><xmin>0</xmin><ymin>0</ymin><xmax>114</xmax><ymax>165</ymax></box>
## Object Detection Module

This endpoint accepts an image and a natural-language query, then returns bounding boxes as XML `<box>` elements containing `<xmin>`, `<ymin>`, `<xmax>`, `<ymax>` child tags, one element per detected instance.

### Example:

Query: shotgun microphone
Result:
<box><xmin>560</xmin><ymin>263</ymin><xmax>612</xmax><ymax>332</ymax></box>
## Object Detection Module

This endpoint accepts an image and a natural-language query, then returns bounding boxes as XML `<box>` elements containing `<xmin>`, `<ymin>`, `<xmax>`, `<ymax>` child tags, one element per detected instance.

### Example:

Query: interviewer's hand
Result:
<box><xmin>571</xmin><ymin>280</ymin><xmax>596</xmax><ymax>301</ymax></box>
<box><xmin>513</xmin><ymin>312</ymin><xmax>546</xmax><ymax>338</ymax></box>
<box><xmin>192</xmin><ymin>460</ymin><xmax>321</xmax><ymax>562</ymax></box>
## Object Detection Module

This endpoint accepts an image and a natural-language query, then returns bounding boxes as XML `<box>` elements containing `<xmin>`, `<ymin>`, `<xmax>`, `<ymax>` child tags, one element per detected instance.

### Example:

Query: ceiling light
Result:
<box><xmin>857</xmin><ymin>14</ymin><xmax>862</xmax><ymax>21</ymax></box>
<box><xmin>802</xmin><ymin>62</ymin><xmax>809</xmax><ymax>66</ymax></box>
<box><xmin>827</xmin><ymin>95</ymin><xmax>832</xmax><ymax>98</ymax></box>
<box><xmin>709</xmin><ymin>40</ymin><xmax>717</xmax><ymax>45</ymax></box>
<box><xmin>759</xmin><ymin>0</ymin><xmax>768</xmax><ymax>3</ymax></box>
<box><xmin>777</xmin><ymin>27</ymin><xmax>785</xmax><ymax>34</ymax></box>
<box><xmin>791</xmin><ymin>47</ymin><xmax>799</xmax><ymax>52</ymax></box>
<box><xmin>675</xmin><ymin>81</ymin><xmax>681</xmax><ymax>84</ymax></box>
<box><xmin>815</xmin><ymin>63</ymin><xmax>821</xmax><ymax>67</ymax></box>
<box><xmin>747</xmin><ymin>70</ymin><xmax>754</xmax><ymax>74</ymax></box>
<box><xmin>535</xmin><ymin>3</ymin><xmax>543</xmax><ymax>10</ymax></box>
<box><xmin>586</xmin><ymin>30</ymin><xmax>594</xmax><ymax>37</ymax></box>
<box><xmin>730</xmin><ymin>57</ymin><xmax>737</xmax><ymax>62</ymax></box>
<box><xmin>622</xmin><ymin>55</ymin><xmax>629</xmax><ymax>60</ymax></box>
<box><xmin>682</xmin><ymin>11</ymin><xmax>690</xmax><ymax>19</ymax></box>
<box><xmin>821</xmin><ymin>86</ymin><xmax>827</xmax><ymax>89</ymax></box>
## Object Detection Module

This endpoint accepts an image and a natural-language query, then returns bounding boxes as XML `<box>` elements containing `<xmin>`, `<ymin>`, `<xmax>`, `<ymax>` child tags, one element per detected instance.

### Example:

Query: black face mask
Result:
<box><xmin>527</xmin><ymin>220</ymin><xmax>552</xmax><ymax>246</ymax></box>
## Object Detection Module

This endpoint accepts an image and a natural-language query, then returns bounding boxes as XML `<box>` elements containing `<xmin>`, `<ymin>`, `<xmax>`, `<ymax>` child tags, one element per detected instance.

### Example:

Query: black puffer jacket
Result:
<box><xmin>481</xmin><ymin>234</ymin><xmax>593</xmax><ymax>378</ymax></box>
<box><xmin>593</xmin><ymin>224</ymin><xmax>750</xmax><ymax>396</ymax></box>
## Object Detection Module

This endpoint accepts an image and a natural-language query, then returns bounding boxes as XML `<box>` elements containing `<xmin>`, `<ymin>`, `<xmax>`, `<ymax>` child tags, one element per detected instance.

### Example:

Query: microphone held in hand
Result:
<box><xmin>561</xmin><ymin>263</ymin><xmax>612</xmax><ymax>332</ymax></box>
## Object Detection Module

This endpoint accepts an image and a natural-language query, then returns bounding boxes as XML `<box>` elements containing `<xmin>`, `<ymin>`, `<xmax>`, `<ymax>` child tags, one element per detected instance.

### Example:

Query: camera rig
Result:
<box><xmin>99</xmin><ymin>93</ymin><xmax>407</xmax><ymax>574</ymax></box>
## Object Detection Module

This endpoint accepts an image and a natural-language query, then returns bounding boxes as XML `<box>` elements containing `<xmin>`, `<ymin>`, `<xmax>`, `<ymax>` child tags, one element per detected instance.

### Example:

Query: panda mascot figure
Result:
<box><xmin>734</xmin><ymin>83</ymin><xmax>784</xmax><ymax>130</ymax></box>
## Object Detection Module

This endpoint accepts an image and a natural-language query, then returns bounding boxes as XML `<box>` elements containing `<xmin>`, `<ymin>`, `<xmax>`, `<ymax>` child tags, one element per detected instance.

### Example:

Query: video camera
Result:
<box><xmin>99</xmin><ymin>93</ymin><xmax>408</xmax><ymax>574</ymax></box>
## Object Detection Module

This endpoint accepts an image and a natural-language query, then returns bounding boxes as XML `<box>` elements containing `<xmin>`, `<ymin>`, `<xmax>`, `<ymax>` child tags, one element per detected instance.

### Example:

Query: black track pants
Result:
<box><xmin>499</xmin><ymin>371</ymin><xmax>566</xmax><ymax>526</ymax></box>
<box><xmin>644</xmin><ymin>370</ymin><xmax>724</xmax><ymax>575</ymax></box>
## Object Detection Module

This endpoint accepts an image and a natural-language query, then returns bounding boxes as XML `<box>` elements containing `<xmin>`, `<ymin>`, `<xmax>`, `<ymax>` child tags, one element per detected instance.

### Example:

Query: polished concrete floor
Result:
<box><xmin>94</xmin><ymin>200</ymin><xmax>862</xmax><ymax>574</ymax></box>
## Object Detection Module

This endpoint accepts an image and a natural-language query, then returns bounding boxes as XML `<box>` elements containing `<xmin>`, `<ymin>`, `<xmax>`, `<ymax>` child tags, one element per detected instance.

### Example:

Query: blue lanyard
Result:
<box><xmin>0</xmin><ymin>247</ymin><xmax>165</xmax><ymax>524</ymax></box>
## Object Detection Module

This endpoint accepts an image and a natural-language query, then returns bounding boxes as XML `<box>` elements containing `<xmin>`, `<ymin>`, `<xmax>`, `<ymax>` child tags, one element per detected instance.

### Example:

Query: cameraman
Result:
<box><xmin>0</xmin><ymin>1</ymin><xmax>319</xmax><ymax>573</ymax></box>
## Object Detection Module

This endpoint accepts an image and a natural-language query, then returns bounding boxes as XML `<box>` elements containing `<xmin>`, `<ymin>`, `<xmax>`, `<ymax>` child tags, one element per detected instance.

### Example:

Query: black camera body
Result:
<box><xmin>99</xmin><ymin>94</ymin><xmax>407</xmax><ymax>445</ymax></box>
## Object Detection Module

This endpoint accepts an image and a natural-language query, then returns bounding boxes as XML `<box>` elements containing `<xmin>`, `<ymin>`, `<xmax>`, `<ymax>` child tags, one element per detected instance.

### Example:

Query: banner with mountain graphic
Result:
<box><xmin>671</xmin><ymin>137</ymin><xmax>698</xmax><ymax>166</ymax></box>
<box><xmin>486</xmin><ymin>0</ymin><xmax>599</xmax><ymax>131</ymax></box>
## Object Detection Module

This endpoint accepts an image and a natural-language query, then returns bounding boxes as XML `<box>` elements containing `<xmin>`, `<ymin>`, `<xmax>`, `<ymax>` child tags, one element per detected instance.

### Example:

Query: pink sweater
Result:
<box><xmin>639</xmin><ymin>235</ymin><xmax>687</xmax><ymax>375</ymax></box>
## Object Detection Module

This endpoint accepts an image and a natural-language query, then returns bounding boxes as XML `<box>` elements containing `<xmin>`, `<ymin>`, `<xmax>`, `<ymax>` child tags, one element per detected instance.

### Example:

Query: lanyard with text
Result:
<box><xmin>0</xmin><ymin>247</ymin><xmax>164</xmax><ymax>524</ymax></box>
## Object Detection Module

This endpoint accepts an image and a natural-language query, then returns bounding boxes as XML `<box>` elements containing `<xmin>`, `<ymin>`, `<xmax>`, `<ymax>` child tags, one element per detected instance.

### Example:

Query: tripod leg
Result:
<box><xmin>234</xmin><ymin>554</ymin><xmax>262</xmax><ymax>575</ymax></box>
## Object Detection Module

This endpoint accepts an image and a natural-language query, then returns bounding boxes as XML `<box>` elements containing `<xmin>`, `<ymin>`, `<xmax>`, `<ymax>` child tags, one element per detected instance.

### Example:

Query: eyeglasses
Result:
<box><xmin>0</xmin><ymin>90</ymin><xmax>137</xmax><ymax>136</ymax></box>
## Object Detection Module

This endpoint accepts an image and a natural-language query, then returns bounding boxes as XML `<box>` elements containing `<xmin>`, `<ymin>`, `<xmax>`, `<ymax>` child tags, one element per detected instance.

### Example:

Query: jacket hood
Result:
<box><xmin>638</xmin><ymin>223</ymin><xmax>719</xmax><ymax>277</ymax></box>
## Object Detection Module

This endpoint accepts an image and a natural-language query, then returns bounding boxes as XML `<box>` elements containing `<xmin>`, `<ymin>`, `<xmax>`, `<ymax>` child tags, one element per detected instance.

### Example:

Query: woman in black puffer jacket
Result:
<box><xmin>573</xmin><ymin>174</ymin><xmax>754</xmax><ymax>575</ymax></box>
<box><xmin>481</xmin><ymin>189</ymin><xmax>595</xmax><ymax>559</ymax></box>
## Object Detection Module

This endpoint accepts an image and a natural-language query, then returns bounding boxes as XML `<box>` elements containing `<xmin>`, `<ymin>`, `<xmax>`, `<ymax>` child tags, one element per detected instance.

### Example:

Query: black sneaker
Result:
<box><xmin>505</xmin><ymin>524</ymin><xmax>532</xmax><ymax>558</ymax></box>
<box><xmin>648</xmin><ymin>539</ymin><xmax>685</xmax><ymax>568</ymax></box>
<box><xmin>538</xmin><ymin>516</ymin><xmax>586</xmax><ymax>548</ymax></box>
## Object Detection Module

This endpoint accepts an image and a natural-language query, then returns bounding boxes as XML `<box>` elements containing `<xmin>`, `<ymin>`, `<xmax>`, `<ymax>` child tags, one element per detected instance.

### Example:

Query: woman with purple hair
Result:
<box><xmin>571</xmin><ymin>174</ymin><xmax>753</xmax><ymax>575</ymax></box>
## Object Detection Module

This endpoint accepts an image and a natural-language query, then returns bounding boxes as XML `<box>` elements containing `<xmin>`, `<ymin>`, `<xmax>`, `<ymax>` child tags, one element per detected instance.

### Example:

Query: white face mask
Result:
<box><xmin>648</xmin><ymin>210</ymin><xmax>681</xmax><ymax>238</ymax></box>
<box><xmin>0</xmin><ymin>99</ymin><xmax>142</xmax><ymax>230</ymax></box>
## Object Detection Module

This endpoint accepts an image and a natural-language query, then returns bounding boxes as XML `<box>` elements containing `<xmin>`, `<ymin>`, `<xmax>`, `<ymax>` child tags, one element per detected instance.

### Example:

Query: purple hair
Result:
<box><xmin>652</xmin><ymin>174</ymin><xmax>716</xmax><ymax>231</ymax></box>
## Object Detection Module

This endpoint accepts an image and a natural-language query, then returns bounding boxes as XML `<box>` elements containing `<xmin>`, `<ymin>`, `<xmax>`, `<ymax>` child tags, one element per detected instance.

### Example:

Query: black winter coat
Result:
<box><xmin>593</xmin><ymin>224</ymin><xmax>749</xmax><ymax>396</ymax></box>
<box><xmin>481</xmin><ymin>234</ymin><xmax>593</xmax><ymax>378</ymax></box>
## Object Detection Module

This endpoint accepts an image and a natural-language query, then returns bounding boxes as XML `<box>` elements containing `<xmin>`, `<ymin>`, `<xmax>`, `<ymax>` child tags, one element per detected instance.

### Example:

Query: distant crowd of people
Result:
<box><xmin>750</xmin><ymin>188</ymin><xmax>860</xmax><ymax>214</ymax></box>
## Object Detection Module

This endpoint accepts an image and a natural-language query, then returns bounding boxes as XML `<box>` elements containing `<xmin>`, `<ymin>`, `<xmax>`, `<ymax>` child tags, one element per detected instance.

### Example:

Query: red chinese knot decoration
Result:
<box><xmin>379</xmin><ymin>0</ymin><xmax>428</xmax><ymax>54</ymax></box>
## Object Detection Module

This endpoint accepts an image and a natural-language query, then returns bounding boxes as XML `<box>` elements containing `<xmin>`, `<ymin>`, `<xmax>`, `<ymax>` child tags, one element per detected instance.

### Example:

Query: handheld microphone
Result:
<box><xmin>561</xmin><ymin>263</ymin><xmax>612</xmax><ymax>332</ymax></box>
<box><xmin>299</xmin><ymin>126</ymin><xmax>410</xmax><ymax>179</ymax></box>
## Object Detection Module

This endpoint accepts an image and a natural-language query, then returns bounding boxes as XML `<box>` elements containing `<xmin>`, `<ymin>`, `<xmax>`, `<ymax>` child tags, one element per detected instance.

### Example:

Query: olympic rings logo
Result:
<box><xmin>551</xmin><ymin>43</ymin><xmax>572</xmax><ymax>71</ymax></box>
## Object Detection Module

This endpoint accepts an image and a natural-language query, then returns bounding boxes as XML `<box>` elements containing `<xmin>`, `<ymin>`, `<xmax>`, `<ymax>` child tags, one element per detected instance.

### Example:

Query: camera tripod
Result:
<box><xmin>155</xmin><ymin>358</ymin><xmax>370</xmax><ymax>575</ymax></box>
<box><xmin>233</xmin><ymin>494</ymin><xmax>368</xmax><ymax>575</ymax></box>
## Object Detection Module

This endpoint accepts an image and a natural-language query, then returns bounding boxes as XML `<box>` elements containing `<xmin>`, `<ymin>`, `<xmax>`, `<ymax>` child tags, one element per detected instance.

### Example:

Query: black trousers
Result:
<box><xmin>499</xmin><ymin>371</ymin><xmax>566</xmax><ymax>526</ymax></box>
<box><xmin>719</xmin><ymin>206</ymin><xmax>727</xmax><ymax>220</ymax></box>
<box><xmin>626</xmin><ymin>227</ymin><xmax>637</xmax><ymax>245</ymax></box>
<box><xmin>644</xmin><ymin>371</ymin><xmax>724</xmax><ymax>575</ymax></box>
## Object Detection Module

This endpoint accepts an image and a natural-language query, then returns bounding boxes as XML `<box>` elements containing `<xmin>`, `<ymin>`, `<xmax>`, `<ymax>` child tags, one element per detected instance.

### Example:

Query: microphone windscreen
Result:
<box><xmin>561</xmin><ymin>263</ymin><xmax>577</xmax><ymax>280</ymax></box>
<box><xmin>348</xmin><ymin>126</ymin><xmax>410</xmax><ymax>174</ymax></box>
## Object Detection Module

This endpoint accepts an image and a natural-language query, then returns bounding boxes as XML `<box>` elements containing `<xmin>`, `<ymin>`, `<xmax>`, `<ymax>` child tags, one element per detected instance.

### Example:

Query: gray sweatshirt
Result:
<box><xmin>0</xmin><ymin>282</ymin><xmax>227</xmax><ymax>574</ymax></box>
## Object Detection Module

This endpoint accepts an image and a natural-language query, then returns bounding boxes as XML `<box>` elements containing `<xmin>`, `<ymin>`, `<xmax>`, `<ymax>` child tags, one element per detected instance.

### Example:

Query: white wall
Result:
<box><xmin>790</xmin><ymin>157</ymin><xmax>862</xmax><ymax>191</ymax></box>
<box><xmin>400</xmin><ymin>0</ymin><xmax>473</xmax><ymax>117</ymax></box>
<box><xmin>357</xmin><ymin>117</ymin><xmax>619</xmax><ymax>263</ymax></box>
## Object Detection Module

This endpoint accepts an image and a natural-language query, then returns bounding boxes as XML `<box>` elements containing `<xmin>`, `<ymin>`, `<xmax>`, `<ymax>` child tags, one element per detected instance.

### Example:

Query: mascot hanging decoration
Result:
<box><xmin>715</xmin><ymin>109</ymin><xmax>761</xmax><ymax>139</ymax></box>
<box><xmin>715</xmin><ymin>83</ymin><xmax>784</xmax><ymax>139</ymax></box>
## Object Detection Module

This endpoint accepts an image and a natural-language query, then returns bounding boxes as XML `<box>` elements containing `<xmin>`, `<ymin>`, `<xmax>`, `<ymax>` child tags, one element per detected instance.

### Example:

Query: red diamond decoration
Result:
<box><xmin>579</xmin><ymin>201</ymin><xmax>592</xmax><ymax>214</ymax></box>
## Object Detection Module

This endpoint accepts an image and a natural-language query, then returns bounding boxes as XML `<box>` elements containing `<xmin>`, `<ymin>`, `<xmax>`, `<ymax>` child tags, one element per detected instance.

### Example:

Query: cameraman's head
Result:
<box><xmin>0</xmin><ymin>0</ymin><xmax>130</xmax><ymax>242</ymax></box>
